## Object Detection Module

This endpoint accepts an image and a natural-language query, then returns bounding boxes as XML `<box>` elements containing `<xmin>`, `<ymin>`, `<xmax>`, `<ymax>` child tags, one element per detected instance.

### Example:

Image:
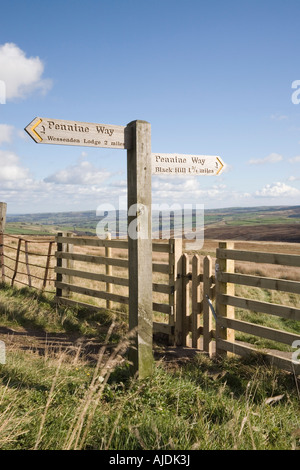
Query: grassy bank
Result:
<box><xmin>0</xmin><ymin>346</ymin><xmax>299</xmax><ymax>450</ymax></box>
<box><xmin>0</xmin><ymin>286</ymin><xmax>299</xmax><ymax>450</ymax></box>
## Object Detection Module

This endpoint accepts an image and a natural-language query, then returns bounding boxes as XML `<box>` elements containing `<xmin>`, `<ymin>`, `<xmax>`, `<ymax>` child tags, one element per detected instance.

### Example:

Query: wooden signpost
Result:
<box><xmin>25</xmin><ymin>117</ymin><xmax>152</xmax><ymax>379</ymax></box>
<box><xmin>25</xmin><ymin>115</ymin><xmax>226</xmax><ymax>379</ymax></box>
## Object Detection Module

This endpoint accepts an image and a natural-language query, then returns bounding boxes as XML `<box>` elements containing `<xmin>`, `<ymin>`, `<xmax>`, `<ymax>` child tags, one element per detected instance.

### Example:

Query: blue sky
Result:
<box><xmin>0</xmin><ymin>0</ymin><xmax>300</xmax><ymax>214</ymax></box>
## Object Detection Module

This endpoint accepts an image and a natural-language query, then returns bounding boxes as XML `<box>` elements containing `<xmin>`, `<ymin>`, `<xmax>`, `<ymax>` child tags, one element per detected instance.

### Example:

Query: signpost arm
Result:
<box><xmin>126</xmin><ymin>120</ymin><xmax>153</xmax><ymax>379</ymax></box>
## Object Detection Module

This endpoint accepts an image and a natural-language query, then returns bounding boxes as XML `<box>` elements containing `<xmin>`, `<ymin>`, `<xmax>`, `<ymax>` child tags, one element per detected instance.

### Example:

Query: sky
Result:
<box><xmin>0</xmin><ymin>0</ymin><xmax>300</xmax><ymax>214</ymax></box>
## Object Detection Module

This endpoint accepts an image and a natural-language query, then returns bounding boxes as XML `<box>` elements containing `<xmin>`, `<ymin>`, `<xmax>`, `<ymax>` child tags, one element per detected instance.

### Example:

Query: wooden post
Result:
<box><xmin>159</xmin><ymin>212</ymin><xmax>163</xmax><ymax>239</ymax></box>
<box><xmin>24</xmin><ymin>241</ymin><xmax>32</xmax><ymax>288</ymax></box>
<box><xmin>215</xmin><ymin>242</ymin><xmax>235</xmax><ymax>357</ymax></box>
<box><xmin>170</xmin><ymin>238</ymin><xmax>183</xmax><ymax>346</ymax></box>
<box><xmin>182</xmin><ymin>253</ymin><xmax>190</xmax><ymax>347</ymax></box>
<box><xmin>203</xmin><ymin>255</ymin><xmax>213</xmax><ymax>356</ymax></box>
<box><xmin>192</xmin><ymin>254</ymin><xmax>201</xmax><ymax>349</ymax></box>
<box><xmin>126</xmin><ymin>120</ymin><xmax>153</xmax><ymax>379</ymax></box>
<box><xmin>0</xmin><ymin>202</ymin><xmax>7</xmax><ymax>283</ymax></box>
<box><xmin>43</xmin><ymin>241</ymin><xmax>53</xmax><ymax>289</ymax></box>
<box><xmin>170</xmin><ymin>212</ymin><xmax>174</xmax><ymax>239</ymax></box>
<box><xmin>11</xmin><ymin>238</ymin><xmax>22</xmax><ymax>287</ymax></box>
<box><xmin>105</xmin><ymin>232</ymin><xmax>112</xmax><ymax>310</ymax></box>
<box><xmin>56</xmin><ymin>232</ymin><xmax>73</xmax><ymax>300</ymax></box>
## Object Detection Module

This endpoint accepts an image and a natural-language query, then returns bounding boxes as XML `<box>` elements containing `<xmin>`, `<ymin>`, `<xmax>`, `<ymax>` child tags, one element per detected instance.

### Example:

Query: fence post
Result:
<box><xmin>182</xmin><ymin>253</ymin><xmax>190</xmax><ymax>347</ymax></box>
<box><xmin>203</xmin><ymin>255</ymin><xmax>213</xmax><ymax>356</ymax></box>
<box><xmin>11</xmin><ymin>238</ymin><xmax>22</xmax><ymax>287</ymax></box>
<box><xmin>24</xmin><ymin>241</ymin><xmax>32</xmax><ymax>288</ymax></box>
<box><xmin>127</xmin><ymin>120</ymin><xmax>153</xmax><ymax>379</ymax></box>
<box><xmin>105</xmin><ymin>232</ymin><xmax>112</xmax><ymax>310</ymax></box>
<box><xmin>0</xmin><ymin>202</ymin><xmax>7</xmax><ymax>283</ymax></box>
<box><xmin>192</xmin><ymin>254</ymin><xmax>201</xmax><ymax>349</ymax></box>
<box><xmin>169</xmin><ymin>238</ymin><xmax>183</xmax><ymax>346</ymax></box>
<box><xmin>56</xmin><ymin>232</ymin><xmax>73</xmax><ymax>300</ymax></box>
<box><xmin>43</xmin><ymin>241</ymin><xmax>54</xmax><ymax>289</ymax></box>
<box><xmin>215</xmin><ymin>241</ymin><xmax>235</xmax><ymax>357</ymax></box>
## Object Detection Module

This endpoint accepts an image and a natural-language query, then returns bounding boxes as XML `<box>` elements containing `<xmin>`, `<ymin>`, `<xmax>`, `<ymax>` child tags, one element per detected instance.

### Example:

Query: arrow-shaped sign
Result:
<box><xmin>25</xmin><ymin>117</ymin><xmax>131</xmax><ymax>149</ymax></box>
<box><xmin>152</xmin><ymin>153</ymin><xmax>225</xmax><ymax>176</ymax></box>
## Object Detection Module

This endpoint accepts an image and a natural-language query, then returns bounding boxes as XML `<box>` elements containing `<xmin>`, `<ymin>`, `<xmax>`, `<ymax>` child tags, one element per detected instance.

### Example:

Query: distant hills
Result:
<box><xmin>6</xmin><ymin>205</ymin><xmax>300</xmax><ymax>242</ymax></box>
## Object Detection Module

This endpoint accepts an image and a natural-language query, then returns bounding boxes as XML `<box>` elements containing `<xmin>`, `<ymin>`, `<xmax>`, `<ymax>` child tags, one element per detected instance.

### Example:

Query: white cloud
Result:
<box><xmin>288</xmin><ymin>175</ymin><xmax>300</xmax><ymax>181</ymax></box>
<box><xmin>0</xmin><ymin>43</ymin><xmax>51</xmax><ymax>100</ymax></box>
<box><xmin>0</xmin><ymin>150</ymin><xmax>30</xmax><ymax>181</ymax></box>
<box><xmin>44</xmin><ymin>160</ymin><xmax>111</xmax><ymax>185</ymax></box>
<box><xmin>152</xmin><ymin>176</ymin><xmax>249</xmax><ymax>204</ymax></box>
<box><xmin>111</xmin><ymin>179</ymin><xmax>127</xmax><ymax>188</ymax></box>
<box><xmin>255</xmin><ymin>182</ymin><xmax>300</xmax><ymax>198</ymax></box>
<box><xmin>248</xmin><ymin>153</ymin><xmax>283</xmax><ymax>165</ymax></box>
<box><xmin>222</xmin><ymin>163</ymin><xmax>232</xmax><ymax>173</ymax></box>
<box><xmin>289</xmin><ymin>156</ymin><xmax>300</xmax><ymax>163</ymax></box>
<box><xmin>0</xmin><ymin>124</ymin><xmax>14</xmax><ymax>144</ymax></box>
<box><xmin>270</xmin><ymin>114</ymin><xmax>288</xmax><ymax>121</ymax></box>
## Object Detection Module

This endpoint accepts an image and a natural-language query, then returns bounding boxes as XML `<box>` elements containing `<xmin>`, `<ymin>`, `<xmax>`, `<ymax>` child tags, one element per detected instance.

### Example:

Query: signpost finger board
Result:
<box><xmin>152</xmin><ymin>153</ymin><xmax>225</xmax><ymax>176</ymax></box>
<box><xmin>25</xmin><ymin>117</ymin><xmax>132</xmax><ymax>149</ymax></box>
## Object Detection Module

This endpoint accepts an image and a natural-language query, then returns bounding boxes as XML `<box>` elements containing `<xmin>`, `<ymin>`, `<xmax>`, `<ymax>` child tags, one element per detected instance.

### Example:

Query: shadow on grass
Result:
<box><xmin>0</xmin><ymin>365</ymin><xmax>49</xmax><ymax>393</ymax></box>
<box><xmin>178</xmin><ymin>351</ymin><xmax>299</xmax><ymax>402</ymax></box>
<box><xmin>0</xmin><ymin>283</ymin><xmax>126</xmax><ymax>344</ymax></box>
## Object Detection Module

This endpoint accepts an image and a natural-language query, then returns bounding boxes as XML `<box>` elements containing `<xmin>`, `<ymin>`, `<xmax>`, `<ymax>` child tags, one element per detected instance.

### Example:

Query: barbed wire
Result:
<box><xmin>3</xmin><ymin>243</ymin><xmax>55</xmax><ymax>257</ymax></box>
<box><xmin>4</xmin><ymin>253</ymin><xmax>55</xmax><ymax>270</ymax></box>
<box><xmin>3</xmin><ymin>274</ymin><xmax>55</xmax><ymax>294</ymax></box>
<box><xmin>2</xmin><ymin>234</ymin><xmax>56</xmax><ymax>292</ymax></box>
<box><xmin>5</xmin><ymin>233</ymin><xmax>55</xmax><ymax>243</ymax></box>
<box><xmin>3</xmin><ymin>264</ymin><xmax>54</xmax><ymax>282</ymax></box>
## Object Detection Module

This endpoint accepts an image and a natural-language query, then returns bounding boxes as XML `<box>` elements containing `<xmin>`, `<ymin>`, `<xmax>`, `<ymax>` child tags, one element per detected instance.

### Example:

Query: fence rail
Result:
<box><xmin>216</xmin><ymin>248</ymin><xmax>300</xmax><ymax>267</ymax></box>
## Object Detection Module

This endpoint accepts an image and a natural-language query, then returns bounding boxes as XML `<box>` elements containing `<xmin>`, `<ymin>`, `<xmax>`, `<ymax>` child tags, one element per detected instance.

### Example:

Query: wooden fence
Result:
<box><xmin>53</xmin><ymin>233</ymin><xmax>217</xmax><ymax>350</ymax></box>
<box><xmin>214</xmin><ymin>241</ymin><xmax>300</xmax><ymax>375</ymax></box>
<box><xmin>54</xmin><ymin>232</ymin><xmax>184</xmax><ymax>343</ymax></box>
<box><xmin>1</xmin><ymin>230</ymin><xmax>300</xmax><ymax>375</ymax></box>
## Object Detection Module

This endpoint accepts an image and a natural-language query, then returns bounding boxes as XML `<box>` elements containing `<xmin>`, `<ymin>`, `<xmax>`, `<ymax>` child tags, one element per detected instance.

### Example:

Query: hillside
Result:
<box><xmin>5</xmin><ymin>205</ymin><xmax>300</xmax><ymax>242</ymax></box>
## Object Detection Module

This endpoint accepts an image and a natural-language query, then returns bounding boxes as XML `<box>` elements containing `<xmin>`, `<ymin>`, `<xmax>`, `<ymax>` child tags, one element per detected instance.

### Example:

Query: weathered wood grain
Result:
<box><xmin>216</xmin><ymin>248</ymin><xmax>300</xmax><ymax>267</ymax></box>
<box><xmin>25</xmin><ymin>117</ymin><xmax>131</xmax><ymax>149</ymax></box>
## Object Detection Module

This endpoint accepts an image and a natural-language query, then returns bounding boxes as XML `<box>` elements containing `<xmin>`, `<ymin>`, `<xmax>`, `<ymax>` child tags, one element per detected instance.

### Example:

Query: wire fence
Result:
<box><xmin>1</xmin><ymin>234</ymin><xmax>56</xmax><ymax>293</ymax></box>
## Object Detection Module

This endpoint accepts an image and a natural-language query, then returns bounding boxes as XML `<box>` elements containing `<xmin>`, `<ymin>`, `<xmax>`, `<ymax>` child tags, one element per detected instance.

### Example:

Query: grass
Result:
<box><xmin>0</xmin><ymin>283</ymin><xmax>299</xmax><ymax>450</ymax></box>
<box><xmin>0</xmin><ymin>344</ymin><xmax>299</xmax><ymax>450</ymax></box>
<box><xmin>0</xmin><ymin>284</ymin><xmax>127</xmax><ymax>343</ymax></box>
<box><xmin>0</xmin><ymin>235</ymin><xmax>300</xmax><ymax>449</ymax></box>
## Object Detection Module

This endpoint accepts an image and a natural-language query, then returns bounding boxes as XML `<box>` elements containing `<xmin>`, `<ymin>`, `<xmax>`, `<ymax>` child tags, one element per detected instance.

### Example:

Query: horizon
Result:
<box><xmin>5</xmin><ymin>203</ymin><xmax>300</xmax><ymax>217</ymax></box>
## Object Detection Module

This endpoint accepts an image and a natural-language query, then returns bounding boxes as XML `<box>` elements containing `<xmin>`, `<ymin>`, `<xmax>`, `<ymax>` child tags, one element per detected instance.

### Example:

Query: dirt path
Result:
<box><xmin>0</xmin><ymin>325</ymin><xmax>116</xmax><ymax>362</ymax></box>
<box><xmin>0</xmin><ymin>325</ymin><xmax>293</xmax><ymax>369</ymax></box>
